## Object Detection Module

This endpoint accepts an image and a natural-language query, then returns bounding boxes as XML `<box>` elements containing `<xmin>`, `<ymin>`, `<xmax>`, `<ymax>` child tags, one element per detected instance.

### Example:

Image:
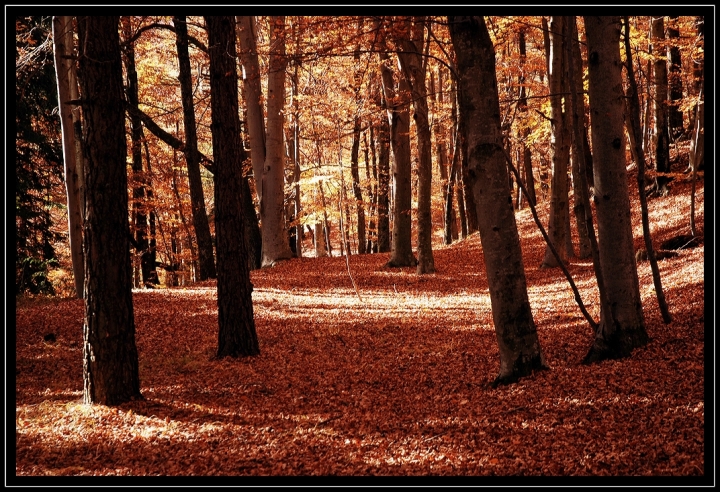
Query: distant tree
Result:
<box><xmin>77</xmin><ymin>15</ymin><xmax>141</xmax><ymax>405</ymax></box>
<box><xmin>583</xmin><ymin>15</ymin><xmax>648</xmax><ymax>363</ymax></box>
<box><xmin>650</xmin><ymin>16</ymin><xmax>671</xmax><ymax>196</ymax></box>
<box><xmin>206</xmin><ymin>15</ymin><xmax>260</xmax><ymax>358</ymax></box>
<box><xmin>449</xmin><ymin>15</ymin><xmax>547</xmax><ymax>386</ymax></box>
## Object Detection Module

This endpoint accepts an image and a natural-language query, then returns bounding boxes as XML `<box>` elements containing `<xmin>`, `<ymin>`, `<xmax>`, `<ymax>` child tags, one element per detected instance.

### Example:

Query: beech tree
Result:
<box><xmin>77</xmin><ymin>15</ymin><xmax>141</xmax><ymax>405</ymax></box>
<box><xmin>583</xmin><ymin>15</ymin><xmax>648</xmax><ymax>363</ymax></box>
<box><xmin>52</xmin><ymin>15</ymin><xmax>84</xmax><ymax>299</ymax></box>
<box><xmin>449</xmin><ymin>15</ymin><xmax>546</xmax><ymax>386</ymax></box>
<box><xmin>206</xmin><ymin>15</ymin><xmax>259</xmax><ymax>358</ymax></box>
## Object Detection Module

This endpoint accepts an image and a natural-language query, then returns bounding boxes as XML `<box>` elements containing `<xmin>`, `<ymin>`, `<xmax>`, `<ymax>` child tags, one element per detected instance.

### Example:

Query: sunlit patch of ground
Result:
<box><xmin>15</xmin><ymin>176</ymin><xmax>704</xmax><ymax>477</ymax></box>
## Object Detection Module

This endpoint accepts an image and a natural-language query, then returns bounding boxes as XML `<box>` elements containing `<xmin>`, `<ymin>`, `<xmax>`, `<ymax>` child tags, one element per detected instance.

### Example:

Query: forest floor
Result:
<box><xmin>15</xmin><ymin>171</ymin><xmax>706</xmax><ymax>479</ymax></box>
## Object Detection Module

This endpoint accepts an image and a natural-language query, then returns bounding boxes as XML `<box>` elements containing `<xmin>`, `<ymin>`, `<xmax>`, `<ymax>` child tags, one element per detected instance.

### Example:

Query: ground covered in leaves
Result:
<box><xmin>15</xmin><ymin>175</ymin><xmax>705</xmax><ymax>478</ymax></box>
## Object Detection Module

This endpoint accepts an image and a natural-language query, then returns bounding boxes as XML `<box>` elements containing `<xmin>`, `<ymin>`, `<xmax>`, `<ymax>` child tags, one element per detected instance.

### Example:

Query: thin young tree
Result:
<box><xmin>77</xmin><ymin>15</ymin><xmax>141</xmax><ymax>405</ymax></box>
<box><xmin>449</xmin><ymin>15</ymin><xmax>547</xmax><ymax>386</ymax></box>
<box><xmin>173</xmin><ymin>15</ymin><xmax>216</xmax><ymax>280</ymax></box>
<box><xmin>205</xmin><ymin>15</ymin><xmax>259</xmax><ymax>358</ymax></box>
<box><xmin>583</xmin><ymin>15</ymin><xmax>648</xmax><ymax>363</ymax></box>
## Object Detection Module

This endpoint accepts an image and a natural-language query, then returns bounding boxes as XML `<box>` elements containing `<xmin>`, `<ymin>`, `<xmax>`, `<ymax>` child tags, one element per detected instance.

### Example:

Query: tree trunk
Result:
<box><xmin>583</xmin><ymin>15</ymin><xmax>648</xmax><ymax>363</ymax></box>
<box><xmin>517</xmin><ymin>28</ymin><xmax>536</xmax><ymax>209</ymax></box>
<box><xmin>623</xmin><ymin>16</ymin><xmax>672</xmax><ymax>324</ymax></box>
<box><xmin>567</xmin><ymin>18</ymin><xmax>592</xmax><ymax>259</ymax></box>
<box><xmin>77</xmin><ymin>15</ymin><xmax>141</xmax><ymax>405</ymax></box>
<box><xmin>260</xmin><ymin>16</ymin><xmax>293</xmax><ymax>266</ymax></box>
<box><xmin>376</xmin><ymin>78</ymin><xmax>392</xmax><ymax>254</ymax></box>
<box><xmin>541</xmin><ymin>16</ymin><xmax>571</xmax><ymax>268</ymax></box>
<box><xmin>651</xmin><ymin>16</ymin><xmax>671</xmax><ymax>196</ymax></box>
<box><xmin>206</xmin><ymin>16</ymin><xmax>260</xmax><ymax>358</ymax></box>
<box><xmin>449</xmin><ymin>15</ymin><xmax>546</xmax><ymax>386</ymax></box>
<box><xmin>666</xmin><ymin>16</ymin><xmax>684</xmax><ymax>140</ymax></box>
<box><xmin>174</xmin><ymin>15</ymin><xmax>216</xmax><ymax>280</ymax></box>
<box><xmin>52</xmin><ymin>15</ymin><xmax>84</xmax><ymax>299</ymax></box>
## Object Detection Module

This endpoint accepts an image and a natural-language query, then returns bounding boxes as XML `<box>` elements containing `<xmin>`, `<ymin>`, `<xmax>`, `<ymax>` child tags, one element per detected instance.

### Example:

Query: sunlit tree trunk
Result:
<box><xmin>583</xmin><ymin>15</ymin><xmax>648</xmax><ymax>363</ymax></box>
<box><xmin>52</xmin><ymin>15</ymin><xmax>84</xmax><ymax>299</ymax></box>
<box><xmin>206</xmin><ymin>15</ymin><xmax>259</xmax><ymax>358</ymax></box>
<box><xmin>541</xmin><ymin>16</ymin><xmax>571</xmax><ymax>268</ymax></box>
<box><xmin>173</xmin><ymin>15</ymin><xmax>216</xmax><ymax>280</ymax></box>
<box><xmin>449</xmin><ymin>15</ymin><xmax>546</xmax><ymax>386</ymax></box>
<box><xmin>77</xmin><ymin>15</ymin><xmax>141</xmax><ymax>405</ymax></box>
<box><xmin>375</xmin><ymin>75</ymin><xmax>392</xmax><ymax>254</ymax></box>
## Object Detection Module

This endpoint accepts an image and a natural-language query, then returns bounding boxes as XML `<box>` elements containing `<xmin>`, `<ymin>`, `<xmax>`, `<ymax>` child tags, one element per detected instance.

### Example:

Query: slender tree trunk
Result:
<box><xmin>567</xmin><ymin>18</ymin><xmax>592</xmax><ymax>259</ymax></box>
<box><xmin>689</xmin><ymin>74</ymin><xmax>703</xmax><ymax>236</ymax></box>
<box><xmin>397</xmin><ymin>16</ymin><xmax>435</xmax><ymax>273</ymax></box>
<box><xmin>377</xmin><ymin>18</ymin><xmax>415</xmax><ymax>267</ymax></box>
<box><xmin>364</xmin><ymin>130</ymin><xmax>377</xmax><ymax>253</ymax></box>
<box><xmin>449</xmin><ymin>15</ymin><xmax>546</xmax><ymax>386</ymax></box>
<box><xmin>174</xmin><ymin>15</ymin><xmax>216</xmax><ymax>280</ymax></box>
<box><xmin>52</xmin><ymin>15</ymin><xmax>84</xmax><ymax>299</ymax></box>
<box><xmin>206</xmin><ymin>15</ymin><xmax>259</xmax><ymax>358</ymax></box>
<box><xmin>541</xmin><ymin>16</ymin><xmax>571</xmax><ymax>268</ymax></box>
<box><xmin>651</xmin><ymin>16</ymin><xmax>671</xmax><ymax>196</ymax></box>
<box><xmin>666</xmin><ymin>16</ymin><xmax>684</xmax><ymax>140</ymax></box>
<box><xmin>376</xmin><ymin>80</ymin><xmax>392</xmax><ymax>253</ymax></box>
<box><xmin>583</xmin><ymin>15</ymin><xmax>648</xmax><ymax>363</ymax></box>
<box><xmin>623</xmin><ymin>16</ymin><xmax>672</xmax><ymax>324</ymax></box>
<box><xmin>77</xmin><ymin>15</ymin><xmax>141</xmax><ymax>405</ymax></box>
<box><xmin>517</xmin><ymin>28</ymin><xmax>536</xmax><ymax>209</ymax></box>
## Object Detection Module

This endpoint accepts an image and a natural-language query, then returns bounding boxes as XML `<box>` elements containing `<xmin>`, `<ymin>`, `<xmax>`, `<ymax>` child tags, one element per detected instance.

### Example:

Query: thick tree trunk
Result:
<box><xmin>77</xmin><ymin>15</ymin><xmax>141</xmax><ymax>405</ymax></box>
<box><xmin>206</xmin><ymin>15</ymin><xmax>260</xmax><ymax>358</ymax></box>
<box><xmin>541</xmin><ymin>16</ymin><xmax>571</xmax><ymax>268</ymax></box>
<box><xmin>52</xmin><ymin>15</ymin><xmax>84</xmax><ymax>299</ymax></box>
<box><xmin>583</xmin><ymin>15</ymin><xmax>648</xmax><ymax>363</ymax></box>
<box><xmin>260</xmin><ymin>16</ymin><xmax>293</xmax><ymax>267</ymax></box>
<box><xmin>174</xmin><ymin>15</ymin><xmax>216</xmax><ymax>280</ymax></box>
<box><xmin>449</xmin><ymin>15</ymin><xmax>546</xmax><ymax>386</ymax></box>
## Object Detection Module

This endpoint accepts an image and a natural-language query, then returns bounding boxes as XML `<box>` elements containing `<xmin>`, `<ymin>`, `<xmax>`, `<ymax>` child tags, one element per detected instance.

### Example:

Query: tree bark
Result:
<box><xmin>623</xmin><ymin>16</ymin><xmax>672</xmax><ymax>324</ymax></box>
<box><xmin>377</xmin><ymin>17</ymin><xmax>416</xmax><ymax>267</ymax></box>
<box><xmin>541</xmin><ymin>16</ymin><xmax>571</xmax><ymax>268</ymax></box>
<box><xmin>666</xmin><ymin>16</ymin><xmax>684</xmax><ymax>140</ymax></box>
<box><xmin>77</xmin><ymin>15</ymin><xmax>141</xmax><ymax>405</ymax></box>
<box><xmin>651</xmin><ymin>16</ymin><xmax>671</xmax><ymax>196</ymax></box>
<box><xmin>260</xmin><ymin>16</ymin><xmax>293</xmax><ymax>266</ymax></box>
<box><xmin>517</xmin><ymin>28</ymin><xmax>536</xmax><ymax>209</ymax></box>
<box><xmin>583</xmin><ymin>15</ymin><xmax>648</xmax><ymax>363</ymax></box>
<box><xmin>52</xmin><ymin>15</ymin><xmax>85</xmax><ymax>299</ymax></box>
<box><xmin>397</xmin><ymin>16</ymin><xmax>435</xmax><ymax>274</ymax></box>
<box><xmin>449</xmin><ymin>15</ymin><xmax>546</xmax><ymax>386</ymax></box>
<box><xmin>174</xmin><ymin>15</ymin><xmax>216</xmax><ymax>280</ymax></box>
<box><xmin>206</xmin><ymin>15</ymin><xmax>259</xmax><ymax>358</ymax></box>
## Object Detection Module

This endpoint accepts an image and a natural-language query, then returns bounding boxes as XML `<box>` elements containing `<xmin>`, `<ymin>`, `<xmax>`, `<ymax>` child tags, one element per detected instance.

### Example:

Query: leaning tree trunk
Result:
<box><xmin>174</xmin><ymin>15</ymin><xmax>216</xmax><ymax>280</ymax></box>
<box><xmin>449</xmin><ymin>15</ymin><xmax>547</xmax><ymax>386</ymax></box>
<box><xmin>206</xmin><ymin>15</ymin><xmax>260</xmax><ymax>358</ymax></box>
<box><xmin>52</xmin><ymin>15</ymin><xmax>84</xmax><ymax>299</ymax></box>
<box><xmin>77</xmin><ymin>15</ymin><xmax>141</xmax><ymax>405</ymax></box>
<box><xmin>583</xmin><ymin>15</ymin><xmax>648</xmax><ymax>363</ymax></box>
